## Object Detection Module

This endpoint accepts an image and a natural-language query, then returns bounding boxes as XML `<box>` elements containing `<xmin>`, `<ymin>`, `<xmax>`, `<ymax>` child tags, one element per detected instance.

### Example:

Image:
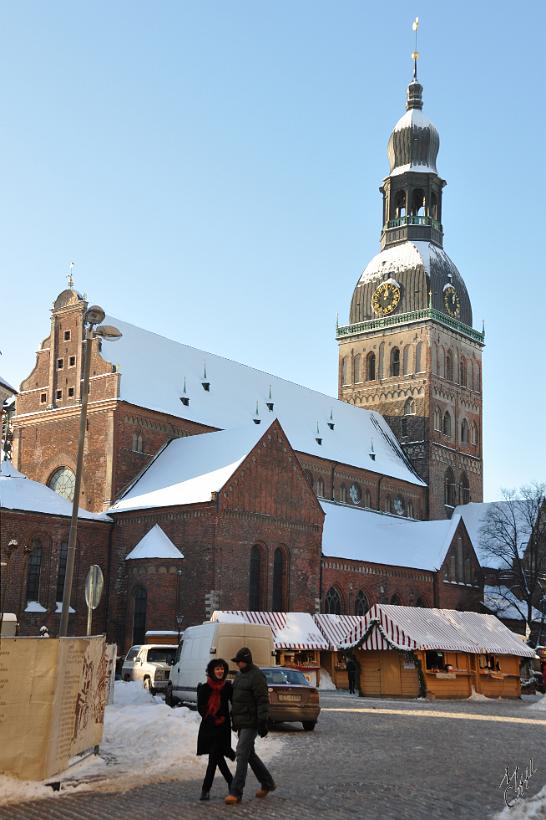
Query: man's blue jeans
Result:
<box><xmin>230</xmin><ymin>728</ymin><xmax>275</xmax><ymax>797</ymax></box>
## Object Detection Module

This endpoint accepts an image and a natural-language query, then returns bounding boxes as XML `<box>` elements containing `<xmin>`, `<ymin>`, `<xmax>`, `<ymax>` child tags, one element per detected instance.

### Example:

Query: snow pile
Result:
<box><xmin>467</xmin><ymin>690</ymin><xmax>491</xmax><ymax>702</ymax></box>
<box><xmin>318</xmin><ymin>669</ymin><xmax>337</xmax><ymax>691</ymax></box>
<box><xmin>0</xmin><ymin>681</ymin><xmax>283</xmax><ymax>807</ymax></box>
<box><xmin>496</xmin><ymin>781</ymin><xmax>546</xmax><ymax>819</ymax></box>
<box><xmin>526</xmin><ymin>694</ymin><xmax>546</xmax><ymax>711</ymax></box>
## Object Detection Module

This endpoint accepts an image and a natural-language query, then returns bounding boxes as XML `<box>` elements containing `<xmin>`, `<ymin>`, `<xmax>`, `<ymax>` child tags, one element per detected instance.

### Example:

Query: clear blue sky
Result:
<box><xmin>1</xmin><ymin>1</ymin><xmax>544</xmax><ymax>501</ymax></box>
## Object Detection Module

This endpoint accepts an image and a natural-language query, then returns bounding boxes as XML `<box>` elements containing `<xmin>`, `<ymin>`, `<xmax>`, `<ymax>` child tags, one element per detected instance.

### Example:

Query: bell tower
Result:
<box><xmin>337</xmin><ymin>47</ymin><xmax>484</xmax><ymax>520</ymax></box>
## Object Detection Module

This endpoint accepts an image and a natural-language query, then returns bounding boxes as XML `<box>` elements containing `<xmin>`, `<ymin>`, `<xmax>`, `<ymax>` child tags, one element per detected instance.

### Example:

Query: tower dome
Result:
<box><xmin>387</xmin><ymin>80</ymin><xmax>440</xmax><ymax>176</ymax></box>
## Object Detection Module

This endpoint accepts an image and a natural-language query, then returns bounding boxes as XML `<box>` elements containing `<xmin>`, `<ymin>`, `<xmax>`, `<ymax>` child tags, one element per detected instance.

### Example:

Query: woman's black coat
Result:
<box><xmin>196</xmin><ymin>680</ymin><xmax>233</xmax><ymax>757</ymax></box>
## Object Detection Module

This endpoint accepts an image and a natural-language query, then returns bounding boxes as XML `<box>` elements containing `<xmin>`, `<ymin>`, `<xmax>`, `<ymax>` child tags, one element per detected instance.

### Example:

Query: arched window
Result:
<box><xmin>415</xmin><ymin>342</ymin><xmax>423</xmax><ymax>373</ymax></box>
<box><xmin>272</xmin><ymin>547</ymin><xmax>287</xmax><ymax>612</ymax></box>
<box><xmin>315</xmin><ymin>477</ymin><xmax>325</xmax><ymax>498</ymax></box>
<box><xmin>390</xmin><ymin>347</ymin><xmax>400</xmax><ymax>377</ymax></box>
<box><xmin>433</xmin><ymin>407</ymin><xmax>442</xmax><ymax>431</ymax></box>
<box><xmin>407</xmin><ymin>500</ymin><xmax>414</xmax><ymax>518</ymax></box>
<box><xmin>363</xmin><ymin>488</ymin><xmax>372</xmax><ymax>508</ymax></box>
<box><xmin>464</xmin><ymin>557</ymin><xmax>472</xmax><ymax>585</ymax></box>
<box><xmin>433</xmin><ymin>344</ymin><xmax>439</xmax><ymax>375</ymax></box>
<box><xmin>353</xmin><ymin>354</ymin><xmax>361</xmax><ymax>384</ymax></box>
<box><xmin>459</xmin><ymin>357</ymin><xmax>467</xmax><ymax>386</ymax></box>
<box><xmin>132</xmin><ymin>433</ymin><xmax>143</xmax><ymax>453</ymax></box>
<box><xmin>341</xmin><ymin>357</ymin><xmax>348</xmax><ymax>385</ymax></box>
<box><xmin>384</xmin><ymin>495</ymin><xmax>391</xmax><ymax>513</ymax></box>
<box><xmin>460</xmin><ymin>418</ymin><xmax>469</xmax><ymax>444</ymax></box>
<box><xmin>26</xmin><ymin>538</ymin><xmax>42</xmax><ymax>602</ymax></box>
<box><xmin>378</xmin><ymin>343</ymin><xmax>385</xmax><ymax>379</ymax></box>
<box><xmin>404</xmin><ymin>397</ymin><xmax>416</xmax><ymax>415</ymax></box>
<box><xmin>132</xmin><ymin>586</ymin><xmax>147</xmax><ymax>645</ymax></box>
<box><xmin>392</xmin><ymin>495</ymin><xmax>405</xmax><ymax>516</ymax></box>
<box><xmin>445</xmin><ymin>350</ymin><xmax>453</xmax><ymax>381</ymax></box>
<box><xmin>48</xmin><ymin>467</ymin><xmax>75</xmax><ymax>502</ymax></box>
<box><xmin>443</xmin><ymin>411</ymin><xmax>452</xmax><ymax>438</ymax></box>
<box><xmin>355</xmin><ymin>591</ymin><xmax>369</xmax><ymax>616</ymax></box>
<box><xmin>456</xmin><ymin>537</ymin><xmax>464</xmax><ymax>580</ymax></box>
<box><xmin>444</xmin><ymin>468</ymin><xmax>456</xmax><ymax>507</ymax></box>
<box><xmin>403</xmin><ymin>345</ymin><xmax>411</xmax><ymax>375</ymax></box>
<box><xmin>394</xmin><ymin>190</ymin><xmax>406</xmax><ymax>218</ymax></box>
<box><xmin>459</xmin><ymin>472</ymin><xmax>470</xmax><ymax>504</ymax></box>
<box><xmin>56</xmin><ymin>541</ymin><xmax>69</xmax><ymax>602</ymax></box>
<box><xmin>411</xmin><ymin>188</ymin><xmax>425</xmax><ymax>216</ymax></box>
<box><xmin>366</xmin><ymin>351</ymin><xmax>376</xmax><ymax>381</ymax></box>
<box><xmin>431</xmin><ymin>191</ymin><xmax>438</xmax><ymax>220</ymax></box>
<box><xmin>390</xmin><ymin>593</ymin><xmax>401</xmax><ymax>605</ymax></box>
<box><xmin>339</xmin><ymin>484</ymin><xmax>347</xmax><ymax>503</ymax></box>
<box><xmin>249</xmin><ymin>545</ymin><xmax>263</xmax><ymax>611</ymax></box>
<box><xmin>470</xmin><ymin>422</ymin><xmax>478</xmax><ymax>446</ymax></box>
<box><xmin>325</xmin><ymin>587</ymin><xmax>342</xmax><ymax>615</ymax></box>
<box><xmin>303</xmin><ymin>470</ymin><xmax>313</xmax><ymax>487</ymax></box>
<box><xmin>475</xmin><ymin>363</ymin><xmax>481</xmax><ymax>392</ymax></box>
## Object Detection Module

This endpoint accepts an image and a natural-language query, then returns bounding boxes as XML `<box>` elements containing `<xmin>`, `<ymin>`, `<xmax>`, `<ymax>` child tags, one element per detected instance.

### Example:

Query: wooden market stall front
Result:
<box><xmin>341</xmin><ymin>605</ymin><xmax>535</xmax><ymax>699</ymax></box>
<box><xmin>313</xmin><ymin>614</ymin><xmax>363</xmax><ymax>689</ymax></box>
<box><xmin>211</xmin><ymin>611</ymin><xmax>329</xmax><ymax>686</ymax></box>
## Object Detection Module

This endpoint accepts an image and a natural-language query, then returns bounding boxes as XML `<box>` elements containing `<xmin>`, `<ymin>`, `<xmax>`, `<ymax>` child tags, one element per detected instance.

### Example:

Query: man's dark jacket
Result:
<box><xmin>231</xmin><ymin>663</ymin><xmax>269</xmax><ymax>730</ymax></box>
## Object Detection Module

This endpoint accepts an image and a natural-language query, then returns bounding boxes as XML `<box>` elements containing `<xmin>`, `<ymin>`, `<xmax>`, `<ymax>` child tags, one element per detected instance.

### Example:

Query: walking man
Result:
<box><xmin>224</xmin><ymin>647</ymin><xmax>276</xmax><ymax>805</ymax></box>
<box><xmin>346</xmin><ymin>654</ymin><xmax>357</xmax><ymax>695</ymax></box>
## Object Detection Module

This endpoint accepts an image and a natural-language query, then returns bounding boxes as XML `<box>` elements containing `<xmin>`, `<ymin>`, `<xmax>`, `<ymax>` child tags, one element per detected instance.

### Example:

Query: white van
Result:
<box><xmin>166</xmin><ymin>622</ymin><xmax>275</xmax><ymax>706</ymax></box>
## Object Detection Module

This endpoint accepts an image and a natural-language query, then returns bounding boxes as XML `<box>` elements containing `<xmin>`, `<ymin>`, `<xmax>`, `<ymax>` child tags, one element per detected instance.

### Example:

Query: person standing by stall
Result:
<box><xmin>196</xmin><ymin>658</ymin><xmax>235</xmax><ymax>801</ymax></box>
<box><xmin>346</xmin><ymin>654</ymin><xmax>358</xmax><ymax>695</ymax></box>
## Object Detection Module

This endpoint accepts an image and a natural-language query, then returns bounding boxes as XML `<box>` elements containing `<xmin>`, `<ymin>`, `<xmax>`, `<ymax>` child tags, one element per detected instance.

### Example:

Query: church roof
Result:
<box><xmin>0</xmin><ymin>374</ymin><xmax>17</xmax><ymax>394</ymax></box>
<box><xmin>0</xmin><ymin>459</ymin><xmax>111</xmax><ymax>521</ymax></box>
<box><xmin>110</xmin><ymin>423</ymin><xmax>271</xmax><ymax>513</ymax></box>
<box><xmin>125</xmin><ymin>524</ymin><xmax>184</xmax><ymax>560</ymax></box>
<box><xmin>104</xmin><ymin>315</ymin><xmax>424</xmax><ymax>488</ymax></box>
<box><xmin>320</xmin><ymin>500</ymin><xmax>461</xmax><ymax>572</ymax></box>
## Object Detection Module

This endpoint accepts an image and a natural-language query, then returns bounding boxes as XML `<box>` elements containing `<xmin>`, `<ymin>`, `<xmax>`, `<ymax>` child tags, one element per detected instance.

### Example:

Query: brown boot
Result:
<box><xmin>224</xmin><ymin>794</ymin><xmax>241</xmax><ymax>805</ymax></box>
<box><xmin>256</xmin><ymin>785</ymin><xmax>276</xmax><ymax>798</ymax></box>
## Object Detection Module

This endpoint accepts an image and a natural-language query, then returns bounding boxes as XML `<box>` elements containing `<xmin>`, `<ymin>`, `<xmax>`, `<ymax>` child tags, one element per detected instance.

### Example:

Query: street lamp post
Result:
<box><xmin>59</xmin><ymin>305</ymin><xmax>121</xmax><ymax>637</ymax></box>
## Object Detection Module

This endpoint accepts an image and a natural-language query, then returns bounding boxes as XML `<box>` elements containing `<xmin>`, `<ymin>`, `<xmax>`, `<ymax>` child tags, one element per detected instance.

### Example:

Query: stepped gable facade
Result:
<box><xmin>337</xmin><ymin>73</ymin><xmax>484</xmax><ymax>519</ymax></box>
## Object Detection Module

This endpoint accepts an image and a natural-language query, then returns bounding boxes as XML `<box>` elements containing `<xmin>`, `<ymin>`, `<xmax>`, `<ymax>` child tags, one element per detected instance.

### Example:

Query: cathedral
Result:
<box><xmin>1</xmin><ymin>67</ymin><xmax>486</xmax><ymax>650</ymax></box>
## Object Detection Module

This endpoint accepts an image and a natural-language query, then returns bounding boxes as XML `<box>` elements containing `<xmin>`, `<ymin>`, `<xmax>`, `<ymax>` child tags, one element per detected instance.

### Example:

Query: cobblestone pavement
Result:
<box><xmin>2</xmin><ymin>693</ymin><xmax>546</xmax><ymax>820</ymax></box>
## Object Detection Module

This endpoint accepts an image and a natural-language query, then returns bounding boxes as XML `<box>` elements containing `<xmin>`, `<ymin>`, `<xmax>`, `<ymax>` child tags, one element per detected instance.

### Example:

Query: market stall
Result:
<box><xmin>211</xmin><ymin>611</ymin><xmax>329</xmax><ymax>685</ymax></box>
<box><xmin>341</xmin><ymin>604</ymin><xmax>535</xmax><ymax>699</ymax></box>
<box><xmin>313</xmin><ymin>613</ymin><xmax>364</xmax><ymax>688</ymax></box>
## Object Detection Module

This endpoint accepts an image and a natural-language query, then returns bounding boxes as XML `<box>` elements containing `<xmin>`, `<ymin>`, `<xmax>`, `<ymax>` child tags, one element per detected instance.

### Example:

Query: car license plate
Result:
<box><xmin>278</xmin><ymin>694</ymin><xmax>301</xmax><ymax>703</ymax></box>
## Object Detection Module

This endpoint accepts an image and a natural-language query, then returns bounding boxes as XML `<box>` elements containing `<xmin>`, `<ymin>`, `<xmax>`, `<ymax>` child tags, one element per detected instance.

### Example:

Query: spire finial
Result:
<box><xmin>411</xmin><ymin>17</ymin><xmax>420</xmax><ymax>81</ymax></box>
<box><xmin>67</xmin><ymin>261</ymin><xmax>75</xmax><ymax>289</ymax></box>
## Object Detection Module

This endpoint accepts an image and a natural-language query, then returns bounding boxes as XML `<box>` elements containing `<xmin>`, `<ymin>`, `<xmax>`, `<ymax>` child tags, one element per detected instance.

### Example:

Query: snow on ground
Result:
<box><xmin>526</xmin><ymin>694</ymin><xmax>546</xmax><ymax>711</ymax></box>
<box><xmin>496</xmin><ymin>782</ymin><xmax>546</xmax><ymax>819</ymax></box>
<box><xmin>0</xmin><ymin>681</ymin><xmax>284</xmax><ymax>807</ymax></box>
<box><xmin>318</xmin><ymin>668</ymin><xmax>336</xmax><ymax>691</ymax></box>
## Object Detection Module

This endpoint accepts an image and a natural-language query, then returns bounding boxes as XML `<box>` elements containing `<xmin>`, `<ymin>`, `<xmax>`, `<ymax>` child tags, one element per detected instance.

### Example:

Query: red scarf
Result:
<box><xmin>206</xmin><ymin>676</ymin><xmax>225</xmax><ymax>721</ymax></box>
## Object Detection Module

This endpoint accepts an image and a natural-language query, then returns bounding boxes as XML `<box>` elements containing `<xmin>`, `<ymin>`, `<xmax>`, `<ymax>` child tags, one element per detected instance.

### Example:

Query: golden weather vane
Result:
<box><xmin>411</xmin><ymin>17</ymin><xmax>420</xmax><ymax>79</ymax></box>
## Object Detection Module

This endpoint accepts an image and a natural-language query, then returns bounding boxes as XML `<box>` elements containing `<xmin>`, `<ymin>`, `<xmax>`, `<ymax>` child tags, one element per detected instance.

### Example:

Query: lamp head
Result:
<box><xmin>94</xmin><ymin>324</ymin><xmax>122</xmax><ymax>341</ymax></box>
<box><xmin>85</xmin><ymin>305</ymin><xmax>106</xmax><ymax>325</ymax></box>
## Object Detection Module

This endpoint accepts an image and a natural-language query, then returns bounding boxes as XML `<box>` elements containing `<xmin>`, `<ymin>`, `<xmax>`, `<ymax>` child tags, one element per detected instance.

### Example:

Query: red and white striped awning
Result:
<box><xmin>211</xmin><ymin>611</ymin><xmax>329</xmax><ymax>651</ymax></box>
<box><xmin>340</xmin><ymin>604</ymin><xmax>535</xmax><ymax>657</ymax></box>
<box><xmin>313</xmin><ymin>614</ymin><xmax>364</xmax><ymax>650</ymax></box>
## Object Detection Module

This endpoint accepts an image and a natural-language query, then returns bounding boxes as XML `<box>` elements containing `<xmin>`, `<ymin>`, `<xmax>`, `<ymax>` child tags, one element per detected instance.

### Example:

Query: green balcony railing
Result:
<box><xmin>386</xmin><ymin>215</ymin><xmax>443</xmax><ymax>231</ymax></box>
<box><xmin>336</xmin><ymin>308</ymin><xmax>485</xmax><ymax>344</ymax></box>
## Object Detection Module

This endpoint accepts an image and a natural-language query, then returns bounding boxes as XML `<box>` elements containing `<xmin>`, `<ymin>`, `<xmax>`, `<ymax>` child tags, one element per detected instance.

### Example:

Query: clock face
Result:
<box><xmin>349</xmin><ymin>483</ymin><xmax>362</xmax><ymax>505</ymax></box>
<box><xmin>372</xmin><ymin>281</ymin><xmax>401</xmax><ymax>317</ymax></box>
<box><xmin>443</xmin><ymin>285</ymin><xmax>460</xmax><ymax>318</ymax></box>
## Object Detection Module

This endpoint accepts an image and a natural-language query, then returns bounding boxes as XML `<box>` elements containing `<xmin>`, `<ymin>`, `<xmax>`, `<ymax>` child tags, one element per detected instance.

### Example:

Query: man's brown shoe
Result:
<box><xmin>256</xmin><ymin>785</ymin><xmax>276</xmax><ymax>798</ymax></box>
<box><xmin>224</xmin><ymin>794</ymin><xmax>241</xmax><ymax>805</ymax></box>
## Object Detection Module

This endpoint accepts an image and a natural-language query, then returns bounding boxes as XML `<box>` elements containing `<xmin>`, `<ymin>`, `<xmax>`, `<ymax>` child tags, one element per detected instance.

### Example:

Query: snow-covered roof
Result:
<box><xmin>313</xmin><ymin>614</ymin><xmax>364</xmax><ymax>650</ymax></box>
<box><xmin>125</xmin><ymin>524</ymin><xmax>184</xmax><ymax>560</ymax></box>
<box><xmin>341</xmin><ymin>604</ymin><xmax>535</xmax><ymax>657</ymax></box>
<box><xmin>483</xmin><ymin>585</ymin><xmax>543</xmax><ymax>624</ymax></box>
<box><xmin>110</xmin><ymin>424</ymin><xmax>269</xmax><ymax>513</ymax></box>
<box><xmin>103</xmin><ymin>315</ymin><xmax>423</xmax><ymax>487</ymax></box>
<box><xmin>211</xmin><ymin>611</ymin><xmax>329</xmax><ymax>651</ymax></box>
<box><xmin>0</xmin><ymin>460</ymin><xmax>111</xmax><ymax>521</ymax></box>
<box><xmin>320</xmin><ymin>500</ymin><xmax>461</xmax><ymax>571</ymax></box>
<box><xmin>393</xmin><ymin>107</ymin><xmax>436</xmax><ymax>133</ymax></box>
<box><xmin>358</xmin><ymin>241</ymin><xmax>458</xmax><ymax>287</ymax></box>
<box><xmin>453</xmin><ymin>501</ymin><xmax>533</xmax><ymax>569</ymax></box>
<box><xmin>0</xmin><ymin>374</ymin><xmax>17</xmax><ymax>394</ymax></box>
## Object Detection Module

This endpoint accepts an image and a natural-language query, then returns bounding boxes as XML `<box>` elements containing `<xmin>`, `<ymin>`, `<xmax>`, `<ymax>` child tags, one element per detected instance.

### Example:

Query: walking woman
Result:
<box><xmin>197</xmin><ymin>658</ymin><xmax>236</xmax><ymax>801</ymax></box>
